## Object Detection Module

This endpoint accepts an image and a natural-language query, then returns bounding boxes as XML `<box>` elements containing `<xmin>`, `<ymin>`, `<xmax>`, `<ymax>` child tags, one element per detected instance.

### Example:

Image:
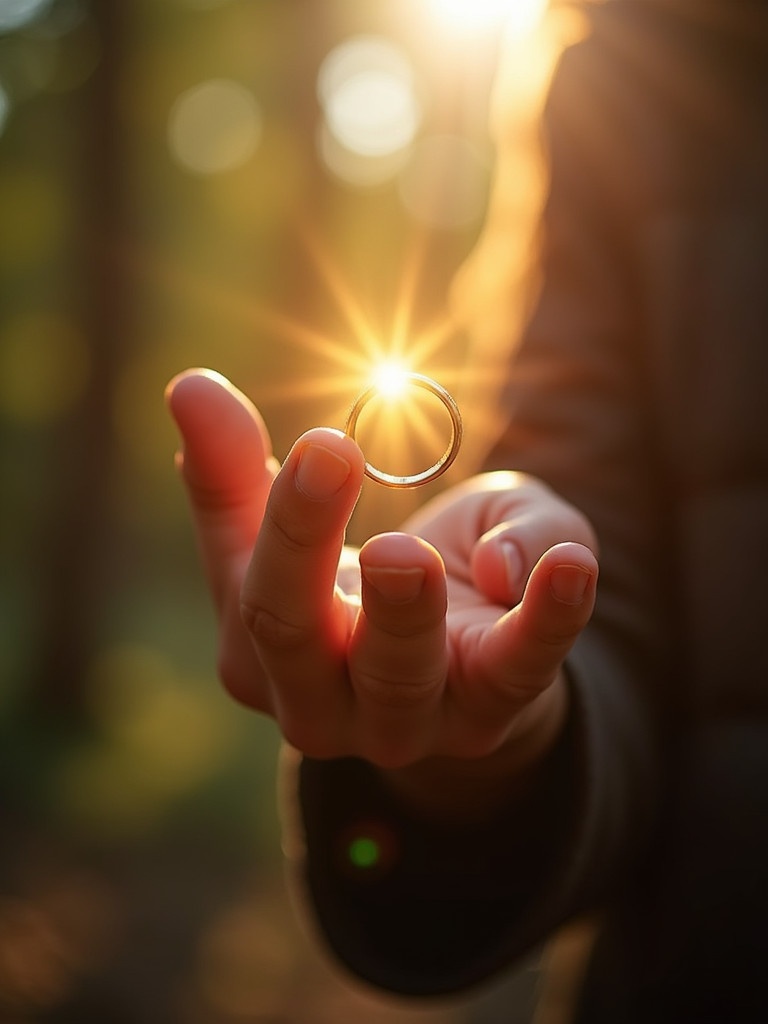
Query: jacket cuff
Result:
<box><xmin>282</xmin><ymin>636</ymin><xmax>657</xmax><ymax>997</ymax></box>
<box><xmin>283</xmin><ymin>699</ymin><xmax>581</xmax><ymax>996</ymax></box>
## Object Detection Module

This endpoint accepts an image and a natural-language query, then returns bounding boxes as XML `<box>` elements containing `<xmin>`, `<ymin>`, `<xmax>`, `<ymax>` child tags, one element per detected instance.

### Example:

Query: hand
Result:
<box><xmin>166</xmin><ymin>369</ymin><xmax>598</xmax><ymax>802</ymax></box>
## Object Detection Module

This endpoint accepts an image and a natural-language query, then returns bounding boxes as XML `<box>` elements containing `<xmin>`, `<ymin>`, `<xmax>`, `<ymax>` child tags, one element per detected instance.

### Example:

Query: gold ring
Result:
<box><xmin>344</xmin><ymin>372</ymin><xmax>463</xmax><ymax>488</ymax></box>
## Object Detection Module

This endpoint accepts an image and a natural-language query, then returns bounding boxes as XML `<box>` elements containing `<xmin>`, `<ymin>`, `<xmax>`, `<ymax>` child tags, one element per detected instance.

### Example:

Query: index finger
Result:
<box><xmin>240</xmin><ymin>428</ymin><xmax>366</xmax><ymax>754</ymax></box>
<box><xmin>166</xmin><ymin>368</ymin><xmax>278</xmax><ymax>610</ymax></box>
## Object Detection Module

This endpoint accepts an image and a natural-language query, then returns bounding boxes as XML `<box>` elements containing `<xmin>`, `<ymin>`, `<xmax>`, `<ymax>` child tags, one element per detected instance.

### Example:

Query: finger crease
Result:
<box><xmin>242</xmin><ymin>602</ymin><xmax>312</xmax><ymax>651</ymax></box>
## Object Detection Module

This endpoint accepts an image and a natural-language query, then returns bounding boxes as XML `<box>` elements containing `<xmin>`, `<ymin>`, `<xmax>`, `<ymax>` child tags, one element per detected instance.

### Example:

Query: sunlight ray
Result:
<box><xmin>298</xmin><ymin>223</ymin><xmax>382</xmax><ymax>360</ymax></box>
<box><xmin>405</xmin><ymin>313</ymin><xmax>461</xmax><ymax>370</ymax></box>
<box><xmin>258</xmin><ymin>372</ymin><xmax>365</xmax><ymax>403</ymax></box>
<box><xmin>389</xmin><ymin>222</ymin><xmax>434</xmax><ymax>355</ymax></box>
<box><xmin>136</xmin><ymin>221</ymin><xmax>464</xmax><ymax>430</ymax></box>
<box><xmin>134</xmin><ymin>243</ymin><xmax>376</xmax><ymax>383</ymax></box>
<box><xmin>400</xmin><ymin>393</ymin><xmax>448</xmax><ymax>455</ymax></box>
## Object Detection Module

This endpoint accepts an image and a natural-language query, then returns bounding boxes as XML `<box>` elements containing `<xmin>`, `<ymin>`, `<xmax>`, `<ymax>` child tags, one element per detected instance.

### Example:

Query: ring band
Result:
<box><xmin>344</xmin><ymin>372</ymin><xmax>463</xmax><ymax>488</ymax></box>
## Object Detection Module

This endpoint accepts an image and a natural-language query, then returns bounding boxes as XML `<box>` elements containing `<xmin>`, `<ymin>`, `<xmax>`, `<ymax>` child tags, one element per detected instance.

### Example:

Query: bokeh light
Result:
<box><xmin>324</xmin><ymin>70</ymin><xmax>417</xmax><ymax>155</ymax></box>
<box><xmin>317</xmin><ymin>35</ymin><xmax>421</xmax><ymax>186</ymax></box>
<box><xmin>0</xmin><ymin>897</ymin><xmax>76</xmax><ymax>1012</ymax></box>
<box><xmin>348</xmin><ymin>835</ymin><xmax>381</xmax><ymax>869</ymax></box>
<box><xmin>323</xmin><ymin>64</ymin><xmax>418</xmax><ymax>156</ymax></box>
<box><xmin>318</xmin><ymin>119</ymin><xmax>411</xmax><ymax>189</ymax></box>
<box><xmin>23</xmin><ymin>0</ymin><xmax>88</xmax><ymax>38</ymax></box>
<box><xmin>0</xmin><ymin>878</ymin><xmax>116</xmax><ymax>1016</ymax></box>
<box><xmin>0</xmin><ymin>0</ymin><xmax>54</xmax><ymax>34</ymax></box>
<box><xmin>168</xmin><ymin>78</ymin><xmax>262</xmax><ymax>176</ymax></box>
<box><xmin>197</xmin><ymin>903</ymin><xmax>295</xmax><ymax>1018</ymax></box>
<box><xmin>0</xmin><ymin>35</ymin><xmax>58</xmax><ymax>102</ymax></box>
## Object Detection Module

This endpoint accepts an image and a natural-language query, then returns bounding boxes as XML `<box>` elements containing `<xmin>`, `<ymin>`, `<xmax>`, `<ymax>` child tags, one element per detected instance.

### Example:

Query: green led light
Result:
<box><xmin>348</xmin><ymin>836</ymin><xmax>381</xmax><ymax>869</ymax></box>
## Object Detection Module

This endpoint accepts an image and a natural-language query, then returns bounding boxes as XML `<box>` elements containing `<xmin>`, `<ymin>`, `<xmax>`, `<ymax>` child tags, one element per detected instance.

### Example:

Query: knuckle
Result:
<box><xmin>266</xmin><ymin>505</ymin><xmax>316</xmax><ymax>553</ymax></box>
<box><xmin>183</xmin><ymin>474</ymin><xmax>253</xmax><ymax>516</ymax></box>
<box><xmin>536</xmin><ymin>606</ymin><xmax>585</xmax><ymax>647</ymax></box>
<box><xmin>355</xmin><ymin>669</ymin><xmax>442</xmax><ymax>711</ymax></box>
<box><xmin>367</xmin><ymin>616</ymin><xmax>442</xmax><ymax>641</ymax></box>
<box><xmin>536</xmin><ymin>623</ymin><xmax>582</xmax><ymax>649</ymax></box>
<box><xmin>361</xmin><ymin>594</ymin><xmax>446</xmax><ymax>640</ymax></box>
<box><xmin>488</xmin><ymin>669</ymin><xmax>546</xmax><ymax>706</ymax></box>
<box><xmin>241</xmin><ymin>600</ymin><xmax>310</xmax><ymax>651</ymax></box>
<box><xmin>265</xmin><ymin>498</ymin><xmax>337</xmax><ymax>553</ymax></box>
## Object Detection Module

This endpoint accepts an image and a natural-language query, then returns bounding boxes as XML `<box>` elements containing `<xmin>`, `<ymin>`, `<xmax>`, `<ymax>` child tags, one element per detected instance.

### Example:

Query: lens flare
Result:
<box><xmin>371</xmin><ymin>360</ymin><xmax>411</xmax><ymax>398</ymax></box>
<box><xmin>168</xmin><ymin>78</ymin><xmax>262</xmax><ymax>176</ymax></box>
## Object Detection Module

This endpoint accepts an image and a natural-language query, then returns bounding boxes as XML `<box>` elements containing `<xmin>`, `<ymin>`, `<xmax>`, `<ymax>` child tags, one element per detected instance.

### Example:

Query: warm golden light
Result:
<box><xmin>398</xmin><ymin>134</ymin><xmax>490</xmax><ymax>229</ymax></box>
<box><xmin>345</xmin><ymin>369</ymin><xmax>463</xmax><ymax>489</ymax></box>
<box><xmin>426</xmin><ymin>0</ymin><xmax>547</xmax><ymax>37</ymax></box>
<box><xmin>316</xmin><ymin>35</ymin><xmax>421</xmax><ymax>188</ymax></box>
<box><xmin>371</xmin><ymin>360</ymin><xmax>411</xmax><ymax>399</ymax></box>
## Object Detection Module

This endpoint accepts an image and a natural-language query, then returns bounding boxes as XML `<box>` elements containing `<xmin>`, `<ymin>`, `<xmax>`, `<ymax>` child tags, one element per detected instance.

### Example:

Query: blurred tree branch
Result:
<box><xmin>30</xmin><ymin>0</ymin><xmax>129</xmax><ymax>717</ymax></box>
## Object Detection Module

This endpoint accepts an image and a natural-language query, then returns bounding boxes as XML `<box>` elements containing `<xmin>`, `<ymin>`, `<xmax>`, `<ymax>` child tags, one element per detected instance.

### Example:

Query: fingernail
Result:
<box><xmin>500</xmin><ymin>540</ymin><xmax>524</xmax><ymax>592</ymax></box>
<box><xmin>550</xmin><ymin>565</ymin><xmax>591</xmax><ymax>605</ymax></box>
<box><xmin>296</xmin><ymin>443</ymin><xmax>351</xmax><ymax>500</ymax></box>
<box><xmin>362</xmin><ymin>565</ymin><xmax>426</xmax><ymax>603</ymax></box>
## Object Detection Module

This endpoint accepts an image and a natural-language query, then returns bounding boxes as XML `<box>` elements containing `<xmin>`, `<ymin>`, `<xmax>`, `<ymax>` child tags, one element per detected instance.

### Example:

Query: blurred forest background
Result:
<box><xmin>0</xmin><ymin>0</ymin><xmax>559</xmax><ymax>1020</ymax></box>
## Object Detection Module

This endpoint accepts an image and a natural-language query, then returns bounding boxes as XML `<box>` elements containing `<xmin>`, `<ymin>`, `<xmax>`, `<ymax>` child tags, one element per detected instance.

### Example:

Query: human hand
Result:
<box><xmin>166</xmin><ymin>369</ymin><xmax>597</xmax><ymax>802</ymax></box>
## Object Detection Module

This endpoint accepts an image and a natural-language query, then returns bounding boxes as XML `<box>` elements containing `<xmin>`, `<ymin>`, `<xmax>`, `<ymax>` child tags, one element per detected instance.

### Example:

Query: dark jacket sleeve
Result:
<box><xmin>283</xmin><ymin>15</ymin><xmax>674</xmax><ymax>998</ymax></box>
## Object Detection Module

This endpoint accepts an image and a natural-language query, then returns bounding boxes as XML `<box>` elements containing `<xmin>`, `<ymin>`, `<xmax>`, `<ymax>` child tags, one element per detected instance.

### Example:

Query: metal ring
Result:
<box><xmin>344</xmin><ymin>372</ymin><xmax>463</xmax><ymax>488</ymax></box>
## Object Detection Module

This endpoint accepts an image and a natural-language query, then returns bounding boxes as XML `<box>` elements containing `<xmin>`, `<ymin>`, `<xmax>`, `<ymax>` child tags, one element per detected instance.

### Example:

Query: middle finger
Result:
<box><xmin>349</xmin><ymin>532</ymin><xmax>449</xmax><ymax>768</ymax></box>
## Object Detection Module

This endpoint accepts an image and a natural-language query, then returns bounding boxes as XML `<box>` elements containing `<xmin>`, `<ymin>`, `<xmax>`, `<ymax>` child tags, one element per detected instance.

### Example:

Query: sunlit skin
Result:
<box><xmin>166</xmin><ymin>365</ymin><xmax>599</xmax><ymax>823</ymax></box>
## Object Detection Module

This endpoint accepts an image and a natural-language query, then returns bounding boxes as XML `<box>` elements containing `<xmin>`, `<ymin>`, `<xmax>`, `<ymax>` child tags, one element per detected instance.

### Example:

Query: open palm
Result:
<box><xmin>167</xmin><ymin>369</ymin><xmax>598</xmax><ymax>775</ymax></box>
